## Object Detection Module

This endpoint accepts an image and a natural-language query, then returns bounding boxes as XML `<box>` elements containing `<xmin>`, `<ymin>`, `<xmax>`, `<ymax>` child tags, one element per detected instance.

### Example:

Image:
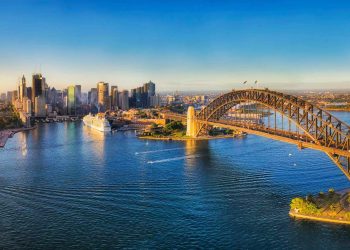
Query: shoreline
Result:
<box><xmin>0</xmin><ymin>126</ymin><xmax>37</xmax><ymax>148</ymax></box>
<box><xmin>138</xmin><ymin>134</ymin><xmax>239</xmax><ymax>141</ymax></box>
<box><xmin>289</xmin><ymin>211</ymin><xmax>350</xmax><ymax>225</ymax></box>
<box><xmin>290</xmin><ymin>188</ymin><xmax>350</xmax><ymax>226</ymax></box>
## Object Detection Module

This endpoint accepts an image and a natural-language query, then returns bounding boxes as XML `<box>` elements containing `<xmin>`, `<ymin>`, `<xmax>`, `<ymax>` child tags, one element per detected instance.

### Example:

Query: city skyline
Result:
<box><xmin>2</xmin><ymin>0</ymin><xmax>350</xmax><ymax>93</ymax></box>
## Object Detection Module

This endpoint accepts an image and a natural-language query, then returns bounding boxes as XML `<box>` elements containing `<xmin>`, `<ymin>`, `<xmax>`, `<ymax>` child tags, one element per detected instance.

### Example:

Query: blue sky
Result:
<box><xmin>1</xmin><ymin>0</ymin><xmax>350</xmax><ymax>92</ymax></box>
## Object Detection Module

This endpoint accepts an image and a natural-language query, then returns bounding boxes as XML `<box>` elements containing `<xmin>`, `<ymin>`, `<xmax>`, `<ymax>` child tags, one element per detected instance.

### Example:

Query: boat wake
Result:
<box><xmin>135</xmin><ymin>147</ymin><xmax>189</xmax><ymax>155</ymax></box>
<box><xmin>147</xmin><ymin>154</ymin><xmax>201</xmax><ymax>164</ymax></box>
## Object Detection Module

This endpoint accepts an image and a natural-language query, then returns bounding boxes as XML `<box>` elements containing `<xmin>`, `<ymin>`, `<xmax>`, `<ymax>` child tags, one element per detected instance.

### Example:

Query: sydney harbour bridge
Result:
<box><xmin>163</xmin><ymin>88</ymin><xmax>350</xmax><ymax>180</ymax></box>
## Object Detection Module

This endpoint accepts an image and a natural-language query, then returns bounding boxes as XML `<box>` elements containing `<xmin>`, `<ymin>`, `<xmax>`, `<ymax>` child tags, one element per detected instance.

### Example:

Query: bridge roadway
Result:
<box><xmin>163</xmin><ymin>112</ymin><xmax>350</xmax><ymax>159</ymax></box>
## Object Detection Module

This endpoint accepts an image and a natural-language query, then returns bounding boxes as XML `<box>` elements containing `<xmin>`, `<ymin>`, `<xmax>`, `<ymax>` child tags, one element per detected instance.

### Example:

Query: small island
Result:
<box><xmin>289</xmin><ymin>189</ymin><xmax>350</xmax><ymax>225</ymax></box>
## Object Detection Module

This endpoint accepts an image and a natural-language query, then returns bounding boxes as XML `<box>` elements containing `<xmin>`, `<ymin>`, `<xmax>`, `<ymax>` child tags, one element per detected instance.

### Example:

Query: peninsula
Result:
<box><xmin>289</xmin><ymin>189</ymin><xmax>350</xmax><ymax>225</ymax></box>
<box><xmin>137</xmin><ymin>120</ymin><xmax>239</xmax><ymax>141</ymax></box>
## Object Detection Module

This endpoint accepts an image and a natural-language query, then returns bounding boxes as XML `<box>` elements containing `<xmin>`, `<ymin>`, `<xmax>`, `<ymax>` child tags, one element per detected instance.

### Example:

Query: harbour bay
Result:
<box><xmin>0</xmin><ymin>111</ymin><xmax>350</xmax><ymax>248</ymax></box>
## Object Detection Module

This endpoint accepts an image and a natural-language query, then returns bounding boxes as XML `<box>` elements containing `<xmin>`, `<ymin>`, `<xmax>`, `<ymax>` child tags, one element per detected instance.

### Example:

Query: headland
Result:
<box><xmin>289</xmin><ymin>189</ymin><xmax>350</xmax><ymax>225</ymax></box>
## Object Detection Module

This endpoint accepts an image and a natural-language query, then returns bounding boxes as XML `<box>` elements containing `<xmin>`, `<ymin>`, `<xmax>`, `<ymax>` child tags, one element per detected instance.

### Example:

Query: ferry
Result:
<box><xmin>83</xmin><ymin>113</ymin><xmax>111</xmax><ymax>132</ymax></box>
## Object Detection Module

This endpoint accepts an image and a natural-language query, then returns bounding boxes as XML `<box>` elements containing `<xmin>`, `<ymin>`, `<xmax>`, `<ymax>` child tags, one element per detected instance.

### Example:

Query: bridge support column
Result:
<box><xmin>186</xmin><ymin>106</ymin><xmax>198</xmax><ymax>138</ymax></box>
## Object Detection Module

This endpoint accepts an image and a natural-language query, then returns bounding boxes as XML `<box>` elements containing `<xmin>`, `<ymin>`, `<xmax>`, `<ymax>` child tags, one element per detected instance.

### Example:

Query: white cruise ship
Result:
<box><xmin>83</xmin><ymin>113</ymin><xmax>111</xmax><ymax>132</ymax></box>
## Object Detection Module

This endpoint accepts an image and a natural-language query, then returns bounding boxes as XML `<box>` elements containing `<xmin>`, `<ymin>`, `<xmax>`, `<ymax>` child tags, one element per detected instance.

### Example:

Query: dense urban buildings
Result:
<box><xmin>1</xmin><ymin>74</ymin><xmax>163</xmax><ymax>120</ymax></box>
<box><xmin>130</xmin><ymin>81</ymin><xmax>159</xmax><ymax>108</ymax></box>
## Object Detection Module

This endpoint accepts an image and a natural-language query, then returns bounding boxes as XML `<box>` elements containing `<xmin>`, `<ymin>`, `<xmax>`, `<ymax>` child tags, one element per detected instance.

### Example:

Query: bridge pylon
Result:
<box><xmin>186</xmin><ymin>106</ymin><xmax>199</xmax><ymax>138</ymax></box>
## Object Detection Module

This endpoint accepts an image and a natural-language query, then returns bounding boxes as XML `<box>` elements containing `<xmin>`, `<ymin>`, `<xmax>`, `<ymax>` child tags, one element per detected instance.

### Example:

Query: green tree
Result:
<box><xmin>290</xmin><ymin>197</ymin><xmax>319</xmax><ymax>215</ymax></box>
<box><xmin>164</xmin><ymin>121</ymin><xmax>184</xmax><ymax>131</ymax></box>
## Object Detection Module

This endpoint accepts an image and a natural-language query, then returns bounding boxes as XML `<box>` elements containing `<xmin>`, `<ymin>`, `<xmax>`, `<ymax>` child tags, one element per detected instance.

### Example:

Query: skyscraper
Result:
<box><xmin>90</xmin><ymin>88</ymin><xmax>98</xmax><ymax>106</ymax></box>
<box><xmin>32</xmin><ymin>74</ymin><xmax>44</xmax><ymax>108</ymax></box>
<box><xmin>7</xmin><ymin>91</ymin><xmax>13</xmax><ymax>103</ymax></box>
<box><xmin>130</xmin><ymin>81</ymin><xmax>157</xmax><ymax>108</ymax></box>
<box><xmin>136</xmin><ymin>86</ymin><xmax>143</xmax><ymax>108</ymax></box>
<box><xmin>111</xmin><ymin>86</ymin><xmax>118</xmax><ymax>110</ymax></box>
<box><xmin>144</xmin><ymin>81</ymin><xmax>156</xmax><ymax>107</ymax></box>
<box><xmin>67</xmin><ymin>86</ymin><xmax>76</xmax><ymax>115</ymax></box>
<box><xmin>19</xmin><ymin>75</ymin><xmax>27</xmax><ymax>102</ymax></box>
<box><xmin>27</xmin><ymin>87</ymin><xmax>32</xmax><ymax>102</ymax></box>
<box><xmin>35</xmin><ymin>95</ymin><xmax>46</xmax><ymax>117</ymax></box>
<box><xmin>89</xmin><ymin>88</ymin><xmax>98</xmax><ymax>114</ymax></box>
<box><xmin>49</xmin><ymin>87</ymin><xmax>58</xmax><ymax>108</ymax></box>
<box><xmin>0</xmin><ymin>93</ymin><xmax>6</xmax><ymax>102</ymax></box>
<box><xmin>149</xmin><ymin>94</ymin><xmax>161</xmax><ymax>107</ymax></box>
<box><xmin>12</xmin><ymin>90</ymin><xmax>18</xmax><ymax>104</ymax></box>
<box><xmin>130</xmin><ymin>88</ymin><xmax>137</xmax><ymax>107</ymax></box>
<box><xmin>120</xmin><ymin>90</ymin><xmax>129</xmax><ymax>110</ymax></box>
<box><xmin>74</xmin><ymin>85</ymin><xmax>82</xmax><ymax>114</ymax></box>
<box><xmin>97</xmin><ymin>82</ymin><xmax>109</xmax><ymax>111</ymax></box>
<box><xmin>75</xmin><ymin>85</ymin><xmax>82</xmax><ymax>107</ymax></box>
<box><xmin>145</xmin><ymin>81</ymin><xmax>156</xmax><ymax>97</ymax></box>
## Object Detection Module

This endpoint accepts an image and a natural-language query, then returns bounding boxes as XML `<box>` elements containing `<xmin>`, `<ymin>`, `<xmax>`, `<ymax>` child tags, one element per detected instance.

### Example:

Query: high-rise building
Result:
<box><xmin>88</xmin><ymin>91</ymin><xmax>91</xmax><ymax>105</ymax></box>
<box><xmin>35</xmin><ymin>95</ymin><xmax>46</xmax><ymax>117</ymax></box>
<box><xmin>32</xmin><ymin>74</ymin><xmax>44</xmax><ymax>108</ymax></box>
<box><xmin>49</xmin><ymin>87</ymin><xmax>58</xmax><ymax>108</ymax></box>
<box><xmin>136</xmin><ymin>86</ymin><xmax>143</xmax><ymax>108</ymax></box>
<box><xmin>144</xmin><ymin>81</ymin><xmax>155</xmax><ymax>97</ymax></box>
<box><xmin>111</xmin><ymin>86</ymin><xmax>118</xmax><ymax>110</ymax></box>
<box><xmin>23</xmin><ymin>97</ymin><xmax>32</xmax><ymax>114</ymax></box>
<box><xmin>130</xmin><ymin>81</ymin><xmax>157</xmax><ymax>108</ymax></box>
<box><xmin>81</xmin><ymin>93</ymin><xmax>88</xmax><ymax>105</ymax></box>
<box><xmin>27</xmin><ymin>87</ymin><xmax>32</xmax><ymax>102</ymax></box>
<box><xmin>149</xmin><ymin>94</ymin><xmax>161</xmax><ymax>107</ymax></box>
<box><xmin>7</xmin><ymin>91</ymin><xmax>13</xmax><ymax>103</ymax></box>
<box><xmin>67</xmin><ymin>86</ymin><xmax>76</xmax><ymax>115</ymax></box>
<box><xmin>130</xmin><ymin>88</ymin><xmax>137</xmax><ymax>107</ymax></box>
<box><xmin>32</xmin><ymin>74</ymin><xmax>43</xmax><ymax>99</ymax></box>
<box><xmin>62</xmin><ymin>88</ymin><xmax>68</xmax><ymax>115</ymax></box>
<box><xmin>12</xmin><ymin>90</ymin><xmax>18</xmax><ymax>104</ymax></box>
<box><xmin>0</xmin><ymin>93</ymin><xmax>6</xmax><ymax>102</ymax></box>
<box><xmin>55</xmin><ymin>90</ymin><xmax>64</xmax><ymax>114</ymax></box>
<box><xmin>74</xmin><ymin>85</ymin><xmax>82</xmax><ymax>114</ymax></box>
<box><xmin>75</xmin><ymin>85</ymin><xmax>82</xmax><ymax>107</ymax></box>
<box><xmin>144</xmin><ymin>81</ymin><xmax>156</xmax><ymax>107</ymax></box>
<box><xmin>97</xmin><ymin>82</ymin><xmax>109</xmax><ymax>111</ymax></box>
<box><xmin>89</xmin><ymin>88</ymin><xmax>98</xmax><ymax>114</ymax></box>
<box><xmin>19</xmin><ymin>75</ymin><xmax>27</xmax><ymax>102</ymax></box>
<box><xmin>120</xmin><ymin>90</ymin><xmax>129</xmax><ymax>110</ymax></box>
<box><xmin>90</xmin><ymin>88</ymin><xmax>98</xmax><ymax>105</ymax></box>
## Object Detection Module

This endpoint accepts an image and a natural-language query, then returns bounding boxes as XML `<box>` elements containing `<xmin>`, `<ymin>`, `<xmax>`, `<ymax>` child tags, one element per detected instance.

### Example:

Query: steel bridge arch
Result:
<box><xmin>195</xmin><ymin>88</ymin><xmax>350</xmax><ymax>179</ymax></box>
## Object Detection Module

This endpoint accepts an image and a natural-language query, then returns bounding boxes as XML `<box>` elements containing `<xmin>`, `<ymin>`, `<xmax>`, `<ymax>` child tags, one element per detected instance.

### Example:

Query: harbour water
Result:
<box><xmin>1</xmin><ymin>112</ymin><xmax>350</xmax><ymax>248</ymax></box>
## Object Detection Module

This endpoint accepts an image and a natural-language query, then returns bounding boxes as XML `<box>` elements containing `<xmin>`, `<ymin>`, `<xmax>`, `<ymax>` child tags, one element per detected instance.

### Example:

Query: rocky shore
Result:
<box><xmin>0</xmin><ymin>127</ymin><xmax>36</xmax><ymax>148</ymax></box>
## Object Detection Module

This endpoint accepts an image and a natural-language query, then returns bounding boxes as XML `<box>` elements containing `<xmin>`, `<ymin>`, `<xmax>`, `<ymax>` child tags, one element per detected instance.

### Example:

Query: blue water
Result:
<box><xmin>1</xmin><ymin>112</ymin><xmax>350</xmax><ymax>249</ymax></box>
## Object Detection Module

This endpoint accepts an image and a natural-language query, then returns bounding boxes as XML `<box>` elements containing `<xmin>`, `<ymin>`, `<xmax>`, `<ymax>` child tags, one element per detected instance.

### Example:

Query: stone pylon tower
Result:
<box><xmin>186</xmin><ymin>106</ymin><xmax>198</xmax><ymax>137</ymax></box>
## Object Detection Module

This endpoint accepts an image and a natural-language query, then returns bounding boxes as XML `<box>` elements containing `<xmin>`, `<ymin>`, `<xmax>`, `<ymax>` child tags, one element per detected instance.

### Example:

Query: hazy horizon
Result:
<box><xmin>1</xmin><ymin>0</ymin><xmax>350</xmax><ymax>93</ymax></box>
